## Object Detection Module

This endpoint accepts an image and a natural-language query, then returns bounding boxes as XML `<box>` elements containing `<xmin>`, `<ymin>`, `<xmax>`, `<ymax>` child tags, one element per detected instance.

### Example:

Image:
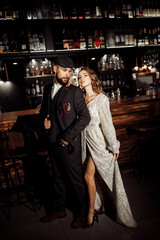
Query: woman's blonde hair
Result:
<box><xmin>78</xmin><ymin>66</ymin><xmax>104</xmax><ymax>94</ymax></box>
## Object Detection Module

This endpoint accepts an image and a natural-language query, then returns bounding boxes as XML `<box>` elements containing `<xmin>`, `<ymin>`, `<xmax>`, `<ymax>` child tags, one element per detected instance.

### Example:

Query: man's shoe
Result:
<box><xmin>71</xmin><ymin>212</ymin><xmax>86</xmax><ymax>228</ymax></box>
<box><xmin>40</xmin><ymin>209</ymin><xmax>66</xmax><ymax>223</ymax></box>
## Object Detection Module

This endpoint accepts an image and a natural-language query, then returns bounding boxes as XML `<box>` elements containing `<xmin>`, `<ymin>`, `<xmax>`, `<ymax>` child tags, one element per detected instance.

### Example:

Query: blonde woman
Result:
<box><xmin>78</xmin><ymin>66</ymin><xmax>137</xmax><ymax>228</ymax></box>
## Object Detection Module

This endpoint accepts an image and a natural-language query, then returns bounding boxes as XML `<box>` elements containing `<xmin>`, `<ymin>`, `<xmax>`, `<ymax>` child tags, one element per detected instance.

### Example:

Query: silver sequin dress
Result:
<box><xmin>81</xmin><ymin>93</ymin><xmax>137</xmax><ymax>228</ymax></box>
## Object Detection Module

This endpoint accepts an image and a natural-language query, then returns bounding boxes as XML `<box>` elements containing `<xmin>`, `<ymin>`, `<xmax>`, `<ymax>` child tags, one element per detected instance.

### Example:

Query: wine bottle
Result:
<box><xmin>93</xmin><ymin>30</ymin><xmax>100</xmax><ymax>48</ymax></box>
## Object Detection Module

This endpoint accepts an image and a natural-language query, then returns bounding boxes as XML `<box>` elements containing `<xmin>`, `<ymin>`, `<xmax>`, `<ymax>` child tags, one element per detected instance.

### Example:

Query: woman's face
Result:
<box><xmin>78</xmin><ymin>70</ymin><xmax>92</xmax><ymax>88</ymax></box>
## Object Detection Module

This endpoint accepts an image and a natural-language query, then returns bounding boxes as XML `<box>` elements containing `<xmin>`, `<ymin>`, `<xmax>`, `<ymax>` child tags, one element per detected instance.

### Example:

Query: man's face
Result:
<box><xmin>54</xmin><ymin>65</ymin><xmax>73</xmax><ymax>86</ymax></box>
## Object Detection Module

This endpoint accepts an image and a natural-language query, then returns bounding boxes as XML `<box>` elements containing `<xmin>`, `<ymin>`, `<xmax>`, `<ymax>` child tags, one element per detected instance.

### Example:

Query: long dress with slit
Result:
<box><xmin>81</xmin><ymin>93</ymin><xmax>137</xmax><ymax>228</ymax></box>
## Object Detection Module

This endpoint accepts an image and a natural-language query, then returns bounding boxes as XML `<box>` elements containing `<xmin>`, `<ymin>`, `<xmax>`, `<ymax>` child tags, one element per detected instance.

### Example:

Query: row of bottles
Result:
<box><xmin>133</xmin><ymin>51</ymin><xmax>159</xmax><ymax>73</ymax></box>
<box><xmin>60</xmin><ymin>29</ymin><xmax>105</xmax><ymax>50</ymax></box>
<box><xmin>0</xmin><ymin>30</ymin><xmax>46</xmax><ymax>53</ymax></box>
<box><xmin>100</xmin><ymin>73</ymin><xmax>126</xmax><ymax>88</ymax></box>
<box><xmin>1</xmin><ymin>1</ymin><xmax>160</xmax><ymax>20</ymax></box>
<box><xmin>105</xmin><ymin>87</ymin><xmax>129</xmax><ymax>101</ymax></box>
<box><xmin>26</xmin><ymin>58</ymin><xmax>53</xmax><ymax>77</ymax></box>
<box><xmin>26</xmin><ymin>79</ymin><xmax>44</xmax><ymax>96</ymax></box>
<box><xmin>137</xmin><ymin>26</ymin><xmax>160</xmax><ymax>46</ymax></box>
<box><xmin>98</xmin><ymin>54</ymin><xmax>125</xmax><ymax>71</ymax></box>
<box><xmin>2</xmin><ymin>25</ymin><xmax>160</xmax><ymax>54</ymax></box>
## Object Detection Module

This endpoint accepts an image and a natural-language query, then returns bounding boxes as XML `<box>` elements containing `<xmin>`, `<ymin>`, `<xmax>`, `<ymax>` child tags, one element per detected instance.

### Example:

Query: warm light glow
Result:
<box><xmin>148</xmin><ymin>65</ymin><xmax>152</xmax><ymax>71</ymax></box>
<box><xmin>143</xmin><ymin>65</ymin><xmax>147</xmax><ymax>70</ymax></box>
<box><xmin>134</xmin><ymin>66</ymin><xmax>139</xmax><ymax>71</ymax></box>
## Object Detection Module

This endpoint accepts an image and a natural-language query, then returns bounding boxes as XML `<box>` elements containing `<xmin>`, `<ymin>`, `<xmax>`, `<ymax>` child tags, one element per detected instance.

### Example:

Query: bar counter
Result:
<box><xmin>1</xmin><ymin>95</ymin><xmax>160</xmax><ymax>167</ymax></box>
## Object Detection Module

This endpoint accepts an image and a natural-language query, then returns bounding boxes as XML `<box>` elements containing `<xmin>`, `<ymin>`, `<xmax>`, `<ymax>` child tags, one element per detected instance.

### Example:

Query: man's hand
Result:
<box><xmin>60</xmin><ymin>138</ymin><xmax>68</xmax><ymax>147</ymax></box>
<box><xmin>44</xmin><ymin>114</ymin><xmax>51</xmax><ymax>129</ymax></box>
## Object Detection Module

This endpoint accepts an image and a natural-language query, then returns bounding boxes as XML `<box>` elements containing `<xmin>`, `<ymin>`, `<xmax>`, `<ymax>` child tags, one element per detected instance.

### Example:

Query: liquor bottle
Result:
<box><xmin>122</xmin><ymin>4</ymin><xmax>128</xmax><ymax>18</ymax></box>
<box><xmin>106</xmin><ymin>73</ymin><xmax>110</xmax><ymax>87</ymax></box>
<box><xmin>62</xmin><ymin>29</ymin><xmax>69</xmax><ymax>49</ymax></box>
<box><xmin>74</xmin><ymin>29</ymin><xmax>80</xmax><ymax>49</ymax></box>
<box><xmin>127</xmin><ymin>4</ymin><xmax>134</xmax><ymax>18</ymax></box>
<box><xmin>33</xmin><ymin>33</ymin><xmax>40</xmax><ymax>51</ymax></box>
<box><xmin>137</xmin><ymin>28</ymin><xmax>144</xmax><ymax>46</ymax></box>
<box><xmin>39</xmin><ymin>33</ymin><xmax>46</xmax><ymax>51</ymax></box>
<box><xmin>28</xmin><ymin>31</ymin><xmax>34</xmax><ymax>51</ymax></box>
<box><xmin>68</xmin><ymin>30</ymin><xmax>75</xmax><ymax>49</ymax></box>
<box><xmin>9</xmin><ymin>32</ymin><xmax>18</xmax><ymax>52</ymax></box>
<box><xmin>99</xmin><ymin>31</ymin><xmax>105</xmax><ymax>48</ymax></box>
<box><xmin>35</xmin><ymin>79</ymin><xmax>40</xmax><ymax>94</ymax></box>
<box><xmin>48</xmin><ymin>60</ymin><xmax>53</xmax><ymax>74</ymax></box>
<box><xmin>31</xmin><ymin>65</ymin><xmax>35</xmax><ymax>76</ymax></box>
<box><xmin>79</xmin><ymin>32</ymin><xmax>86</xmax><ymax>49</ymax></box>
<box><xmin>71</xmin><ymin>8</ymin><xmax>77</xmax><ymax>19</ymax></box>
<box><xmin>84</xmin><ymin>6</ymin><xmax>90</xmax><ymax>19</ymax></box>
<box><xmin>2</xmin><ymin>33</ymin><xmax>9</xmax><ymax>52</ymax></box>
<box><xmin>157</xmin><ymin>26</ymin><xmax>160</xmax><ymax>44</ymax></box>
<box><xmin>77</xmin><ymin>6</ymin><xmax>84</xmax><ymax>19</ymax></box>
<box><xmin>19</xmin><ymin>30</ymin><xmax>28</xmax><ymax>52</ymax></box>
<box><xmin>108</xmin><ymin>3</ymin><xmax>115</xmax><ymax>18</ymax></box>
<box><xmin>0</xmin><ymin>9</ymin><xmax>5</xmax><ymax>19</ymax></box>
<box><xmin>148</xmin><ymin>28</ymin><xmax>154</xmax><ymax>45</ymax></box>
<box><xmin>115</xmin><ymin>5</ymin><xmax>121</xmax><ymax>18</ymax></box>
<box><xmin>31</xmin><ymin>83</ymin><xmax>36</xmax><ymax>95</ymax></box>
<box><xmin>115</xmin><ymin>32</ymin><xmax>121</xmax><ymax>46</ymax></box>
<box><xmin>109</xmin><ymin>56</ymin><xmax>114</xmax><ymax>70</ymax></box>
<box><xmin>110</xmin><ymin>74</ymin><xmax>114</xmax><ymax>87</ymax></box>
<box><xmin>144</xmin><ymin>27</ymin><xmax>149</xmax><ymax>46</ymax></box>
<box><xmin>40</xmin><ymin>81</ymin><xmax>44</xmax><ymax>94</ymax></box>
<box><xmin>93</xmin><ymin>30</ymin><xmax>100</xmax><ymax>48</ymax></box>
<box><xmin>88</xmin><ymin>34</ymin><xmax>93</xmax><ymax>48</ymax></box>
<box><xmin>154</xmin><ymin>27</ymin><xmax>158</xmax><ymax>45</ymax></box>
<box><xmin>0</xmin><ymin>34</ymin><xmax>4</xmax><ymax>53</ymax></box>
<box><xmin>95</xmin><ymin>1</ymin><xmax>102</xmax><ymax>18</ymax></box>
<box><xmin>52</xmin><ymin>4</ymin><xmax>63</xmax><ymax>19</ymax></box>
<box><xmin>116</xmin><ymin>88</ymin><xmax>121</xmax><ymax>101</ymax></box>
<box><xmin>26</xmin><ymin>86</ymin><xmax>31</xmax><ymax>95</ymax></box>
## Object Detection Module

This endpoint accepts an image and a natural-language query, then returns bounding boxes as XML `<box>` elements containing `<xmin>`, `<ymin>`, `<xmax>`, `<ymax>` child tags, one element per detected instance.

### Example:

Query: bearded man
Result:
<box><xmin>39</xmin><ymin>55</ymin><xmax>90</xmax><ymax>228</ymax></box>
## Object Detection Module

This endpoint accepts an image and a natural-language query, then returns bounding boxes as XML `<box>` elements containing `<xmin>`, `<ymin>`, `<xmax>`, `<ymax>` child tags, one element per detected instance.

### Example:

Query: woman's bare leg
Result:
<box><xmin>84</xmin><ymin>155</ymin><xmax>96</xmax><ymax>224</ymax></box>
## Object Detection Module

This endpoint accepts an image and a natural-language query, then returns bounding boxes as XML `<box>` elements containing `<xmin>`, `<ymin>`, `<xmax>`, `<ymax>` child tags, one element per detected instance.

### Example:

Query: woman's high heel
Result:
<box><xmin>83</xmin><ymin>211</ymin><xmax>99</xmax><ymax>228</ymax></box>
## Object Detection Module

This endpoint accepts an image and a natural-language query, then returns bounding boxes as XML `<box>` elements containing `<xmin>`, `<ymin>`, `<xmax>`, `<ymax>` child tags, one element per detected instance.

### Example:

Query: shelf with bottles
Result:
<box><xmin>1</xmin><ymin>0</ymin><xmax>160</xmax><ymax>21</ymax></box>
<box><xmin>25</xmin><ymin>58</ymin><xmax>53</xmax><ymax>78</ymax></box>
<box><xmin>0</xmin><ymin>22</ymin><xmax>46</xmax><ymax>54</ymax></box>
<box><xmin>54</xmin><ymin>26</ymin><xmax>106</xmax><ymax>51</ymax></box>
<box><xmin>25</xmin><ymin>58</ymin><xmax>54</xmax><ymax>102</ymax></box>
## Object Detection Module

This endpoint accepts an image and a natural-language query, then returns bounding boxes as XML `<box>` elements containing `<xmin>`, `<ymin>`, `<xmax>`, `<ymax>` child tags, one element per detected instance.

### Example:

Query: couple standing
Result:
<box><xmin>39</xmin><ymin>55</ymin><xmax>137</xmax><ymax>228</ymax></box>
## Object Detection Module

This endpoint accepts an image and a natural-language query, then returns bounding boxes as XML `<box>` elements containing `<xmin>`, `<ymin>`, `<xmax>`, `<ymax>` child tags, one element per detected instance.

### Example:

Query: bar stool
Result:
<box><xmin>0</xmin><ymin>129</ymin><xmax>40</xmax><ymax>218</ymax></box>
<box><xmin>126</xmin><ymin>119</ymin><xmax>160</xmax><ymax>183</ymax></box>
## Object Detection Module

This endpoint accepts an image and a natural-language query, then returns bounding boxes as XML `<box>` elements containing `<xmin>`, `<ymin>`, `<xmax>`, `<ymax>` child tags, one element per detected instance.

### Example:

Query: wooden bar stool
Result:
<box><xmin>126</xmin><ymin>119</ymin><xmax>160</xmax><ymax>183</ymax></box>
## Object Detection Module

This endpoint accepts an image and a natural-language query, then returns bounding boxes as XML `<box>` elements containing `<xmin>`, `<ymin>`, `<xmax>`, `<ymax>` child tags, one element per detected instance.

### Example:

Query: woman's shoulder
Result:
<box><xmin>98</xmin><ymin>93</ymin><xmax>109</xmax><ymax>102</ymax></box>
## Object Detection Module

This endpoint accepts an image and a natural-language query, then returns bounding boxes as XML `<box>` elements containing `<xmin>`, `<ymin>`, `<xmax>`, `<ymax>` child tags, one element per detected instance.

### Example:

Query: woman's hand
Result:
<box><xmin>44</xmin><ymin>114</ymin><xmax>51</xmax><ymax>129</ymax></box>
<box><xmin>113</xmin><ymin>152</ymin><xmax>119</xmax><ymax>161</ymax></box>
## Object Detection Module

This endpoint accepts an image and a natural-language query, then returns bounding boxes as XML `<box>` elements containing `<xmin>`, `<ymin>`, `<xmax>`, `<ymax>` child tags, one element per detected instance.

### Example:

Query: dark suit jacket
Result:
<box><xmin>40</xmin><ymin>82</ymin><xmax>90</xmax><ymax>144</ymax></box>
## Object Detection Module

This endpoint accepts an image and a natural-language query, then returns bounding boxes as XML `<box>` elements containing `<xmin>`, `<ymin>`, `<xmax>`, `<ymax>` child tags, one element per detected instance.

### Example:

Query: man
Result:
<box><xmin>39</xmin><ymin>55</ymin><xmax>90</xmax><ymax>228</ymax></box>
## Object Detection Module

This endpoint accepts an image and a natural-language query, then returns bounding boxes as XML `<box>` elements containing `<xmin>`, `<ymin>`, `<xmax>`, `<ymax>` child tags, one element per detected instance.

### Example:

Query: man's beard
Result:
<box><xmin>56</xmin><ymin>74</ymin><xmax>69</xmax><ymax>86</ymax></box>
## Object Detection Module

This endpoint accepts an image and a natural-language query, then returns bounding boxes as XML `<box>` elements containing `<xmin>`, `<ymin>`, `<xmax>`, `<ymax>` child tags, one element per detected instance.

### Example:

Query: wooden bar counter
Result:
<box><xmin>1</xmin><ymin>96</ymin><xmax>160</xmax><ymax>167</ymax></box>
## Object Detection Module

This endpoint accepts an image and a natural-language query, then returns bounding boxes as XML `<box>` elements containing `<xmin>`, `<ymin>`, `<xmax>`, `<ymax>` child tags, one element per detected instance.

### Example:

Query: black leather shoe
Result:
<box><xmin>71</xmin><ymin>212</ymin><xmax>86</xmax><ymax>228</ymax></box>
<box><xmin>40</xmin><ymin>209</ymin><xmax>66</xmax><ymax>223</ymax></box>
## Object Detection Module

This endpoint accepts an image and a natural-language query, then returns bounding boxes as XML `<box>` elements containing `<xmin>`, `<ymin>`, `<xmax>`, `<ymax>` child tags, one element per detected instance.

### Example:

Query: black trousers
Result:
<box><xmin>46</xmin><ymin>140</ymin><xmax>87</xmax><ymax>214</ymax></box>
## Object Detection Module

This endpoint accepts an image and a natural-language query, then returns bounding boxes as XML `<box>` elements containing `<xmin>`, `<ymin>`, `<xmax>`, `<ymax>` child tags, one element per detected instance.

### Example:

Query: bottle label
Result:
<box><xmin>94</xmin><ymin>38</ymin><xmax>100</xmax><ymax>48</ymax></box>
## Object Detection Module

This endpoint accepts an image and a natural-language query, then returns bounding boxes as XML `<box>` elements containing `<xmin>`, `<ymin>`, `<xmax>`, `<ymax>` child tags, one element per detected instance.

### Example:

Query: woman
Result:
<box><xmin>78</xmin><ymin>66</ymin><xmax>137</xmax><ymax>228</ymax></box>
